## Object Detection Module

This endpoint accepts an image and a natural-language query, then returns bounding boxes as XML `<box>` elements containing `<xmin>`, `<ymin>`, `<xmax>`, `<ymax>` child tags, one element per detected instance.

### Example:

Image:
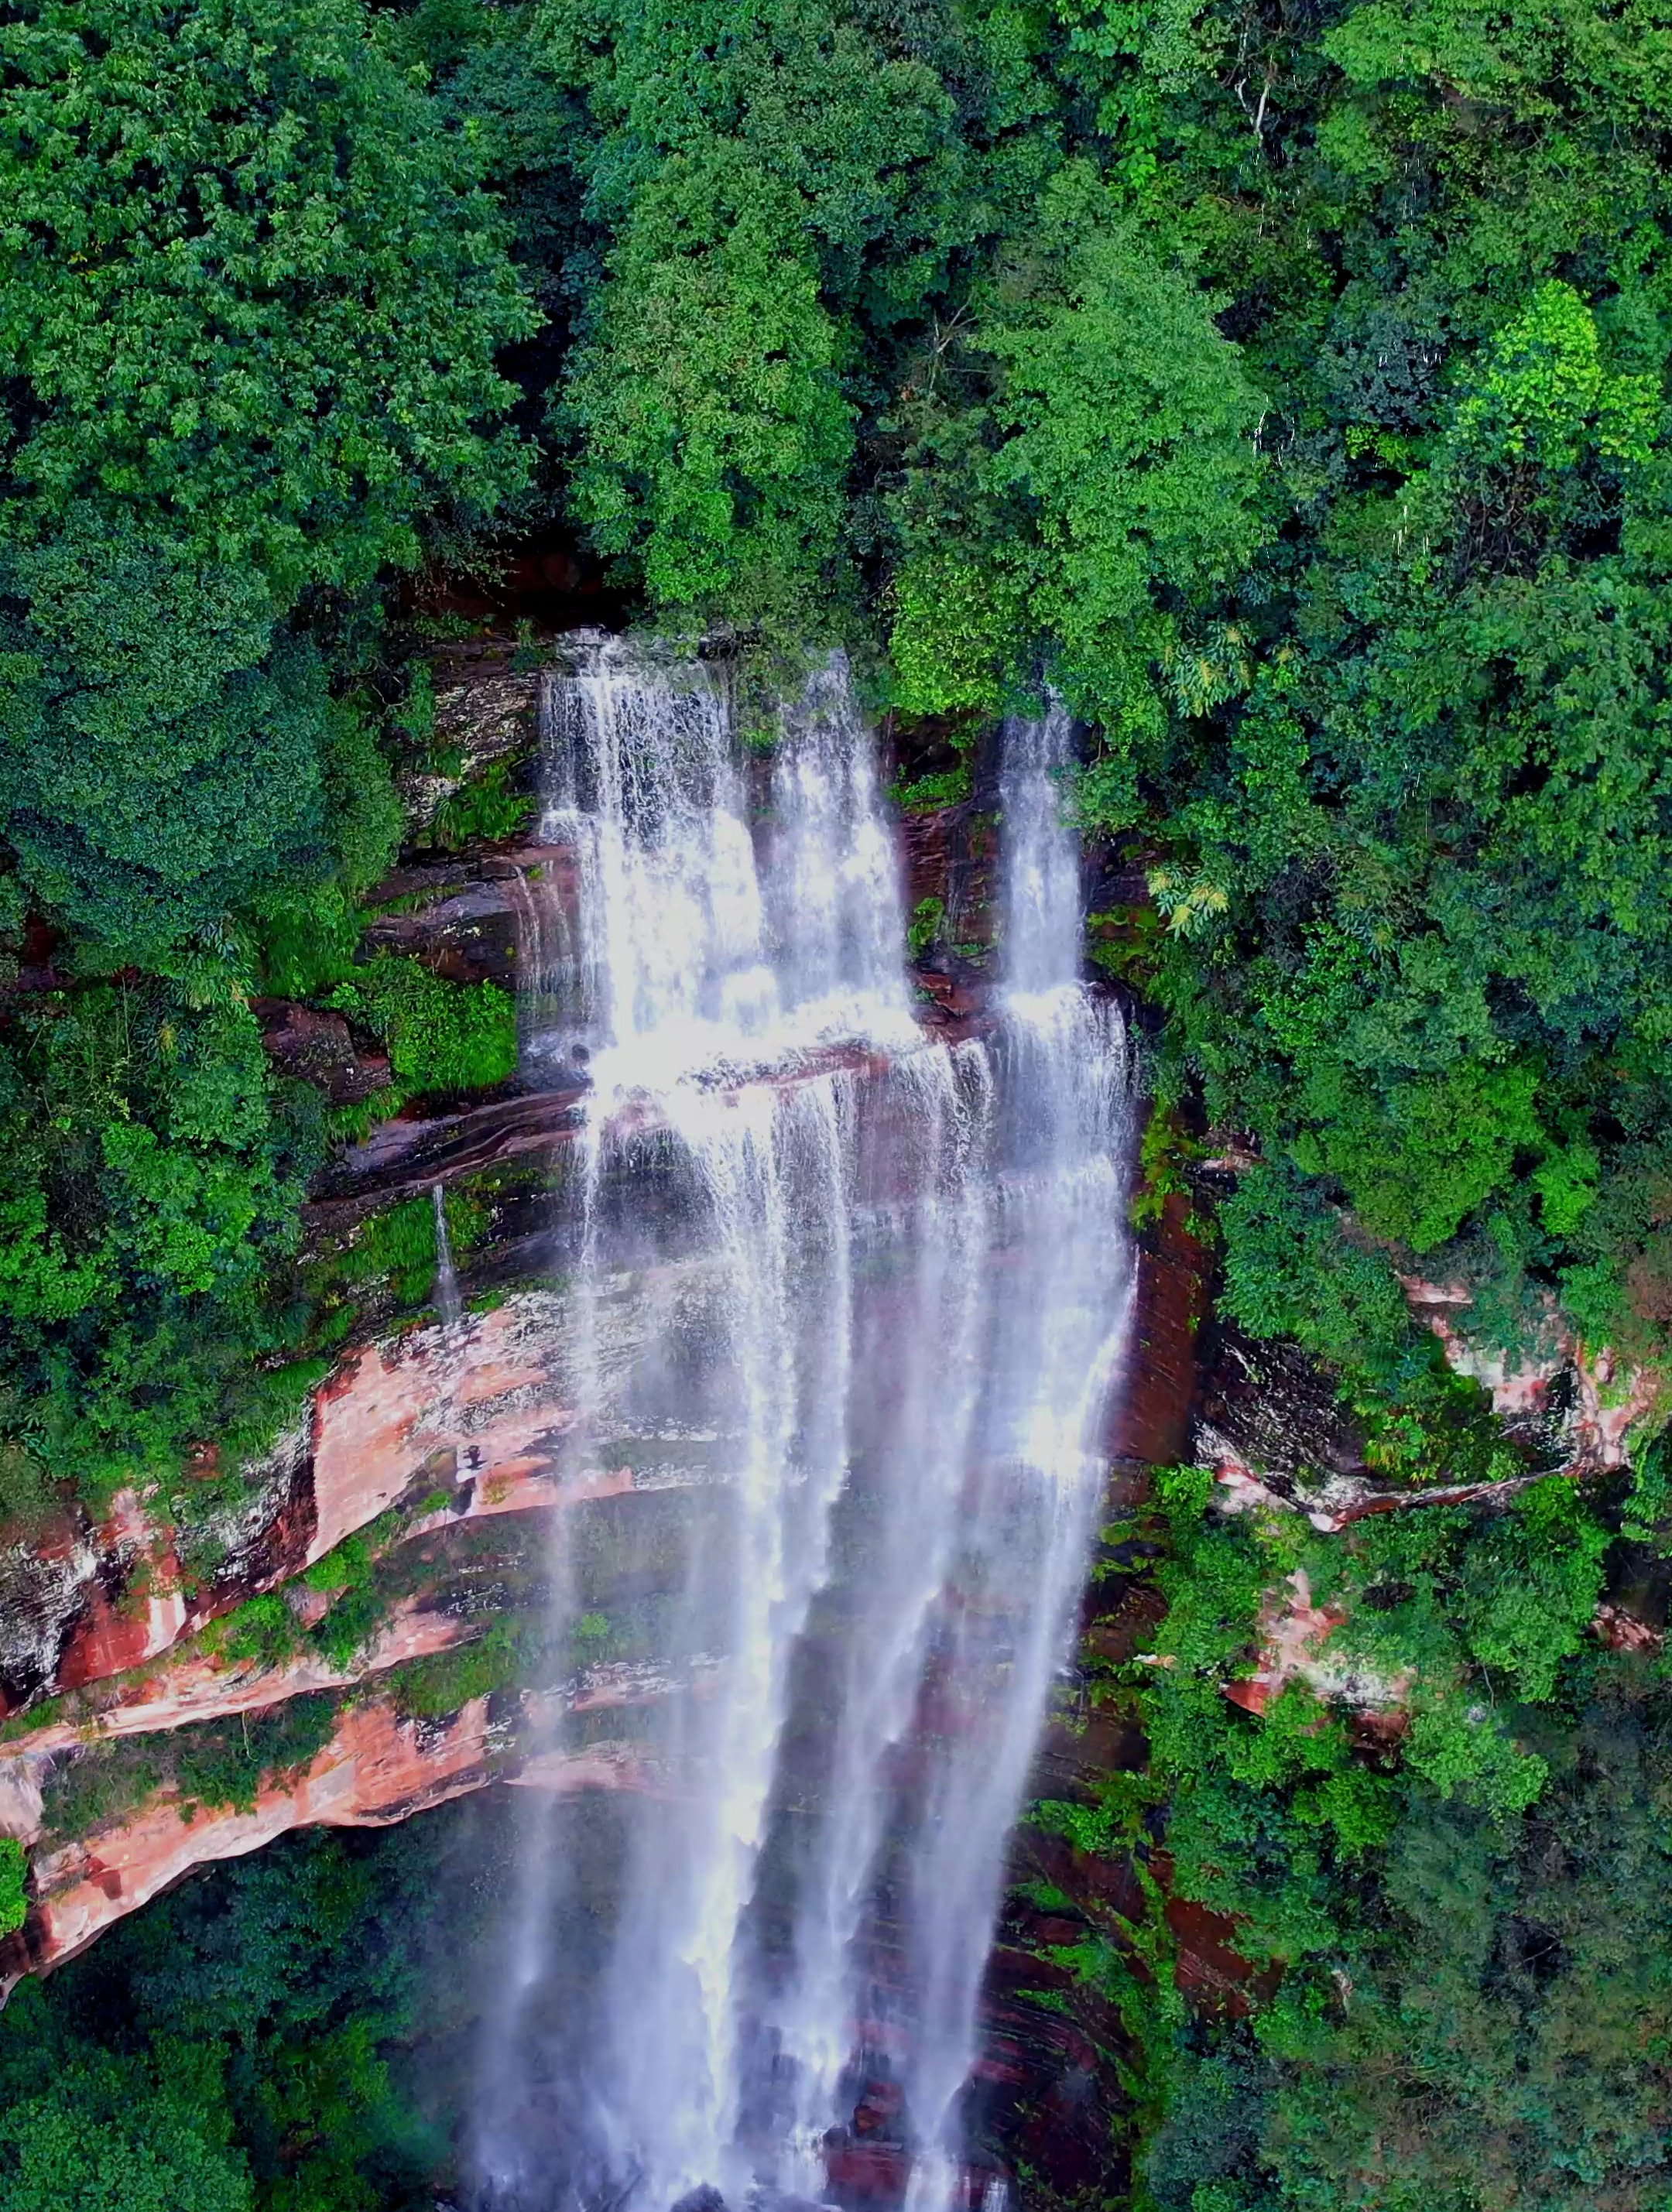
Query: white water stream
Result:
<box><xmin>432</xmin><ymin>1181</ymin><xmax>464</xmax><ymax>1331</ymax></box>
<box><xmin>471</xmin><ymin>645</ymin><xmax>1133</xmax><ymax>2212</ymax></box>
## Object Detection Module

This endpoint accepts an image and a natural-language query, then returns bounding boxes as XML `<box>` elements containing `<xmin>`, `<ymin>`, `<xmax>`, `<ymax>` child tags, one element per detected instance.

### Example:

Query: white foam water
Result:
<box><xmin>433</xmin><ymin>1180</ymin><xmax>464</xmax><ymax>1330</ymax></box>
<box><xmin>470</xmin><ymin>645</ymin><xmax>1133</xmax><ymax>2212</ymax></box>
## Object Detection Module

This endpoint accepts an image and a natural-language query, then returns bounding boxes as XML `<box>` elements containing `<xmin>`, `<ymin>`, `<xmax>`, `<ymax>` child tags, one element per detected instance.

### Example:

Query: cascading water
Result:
<box><xmin>433</xmin><ymin>1181</ymin><xmax>464</xmax><ymax>1330</ymax></box>
<box><xmin>469</xmin><ymin>643</ymin><xmax>1133</xmax><ymax>2212</ymax></box>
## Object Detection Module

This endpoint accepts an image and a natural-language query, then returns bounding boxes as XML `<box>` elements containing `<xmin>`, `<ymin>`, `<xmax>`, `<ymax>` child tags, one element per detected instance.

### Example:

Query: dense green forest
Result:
<box><xmin>2</xmin><ymin>0</ymin><xmax>1670</xmax><ymax>2204</ymax></box>
<box><xmin>5</xmin><ymin>0</ymin><xmax>1668</xmax><ymax>1505</ymax></box>
<box><xmin>0</xmin><ymin>1797</ymin><xmax>507</xmax><ymax>2211</ymax></box>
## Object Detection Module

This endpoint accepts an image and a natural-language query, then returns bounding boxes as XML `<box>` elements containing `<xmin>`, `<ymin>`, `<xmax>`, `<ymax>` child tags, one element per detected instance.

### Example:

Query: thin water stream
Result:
<box><xmin>433</xmin><ymin>1181</ymin><xmax>464</xmax><ymax>1331</ymax></box>
<box><xmin>471</xmin><ymin>643</ymin><xmax>1133</xmax><ymax>2212</ymax></box>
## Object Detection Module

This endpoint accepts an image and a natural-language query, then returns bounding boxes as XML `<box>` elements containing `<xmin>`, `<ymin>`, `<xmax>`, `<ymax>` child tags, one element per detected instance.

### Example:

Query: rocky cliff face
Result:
<box><xmin>0</xmin><ymin>673</ymin><xmax>1029</xmax><ymax>2005</ymax></box>
<box><xmin>0</xmin><ymin>647</ymin><xmax>1660</xmax><ymax>2212</ymax></box>
<box><xmin>0</xmin><ymin>1293</ymin><xmax>585</xmax><ymax>1728</ymax></box>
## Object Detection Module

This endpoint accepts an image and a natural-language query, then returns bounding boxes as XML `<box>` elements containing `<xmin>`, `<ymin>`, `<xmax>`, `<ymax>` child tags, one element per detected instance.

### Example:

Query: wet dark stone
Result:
<box><xmin>1193</xmin><ymin>1319</ymin><xmax>1369</xmax><ymax>1484</ymax></box>
<box><xmin>669</xmin><ymin>2186</ymin><xmax>728</xmax><ymax>2212</ymax></box>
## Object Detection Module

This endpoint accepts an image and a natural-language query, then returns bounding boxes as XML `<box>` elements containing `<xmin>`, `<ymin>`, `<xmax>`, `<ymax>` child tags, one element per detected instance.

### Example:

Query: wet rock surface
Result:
<box><xmin>951</xmin><ymin>1193</ymin><xmax>1213</xmax><ymax>2210</ymax></box>
<box><xmin>255</xmin><ymin>1000</ymin><xmax>393</xmax><ymax>1104</ymax></box>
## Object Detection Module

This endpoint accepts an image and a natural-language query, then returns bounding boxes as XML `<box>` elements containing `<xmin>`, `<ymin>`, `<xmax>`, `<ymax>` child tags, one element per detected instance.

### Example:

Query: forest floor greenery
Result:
<box><xmin>0</xmin><ymin>1803</ymin><xmax>508</xmax><ymax>2212</ymax></box>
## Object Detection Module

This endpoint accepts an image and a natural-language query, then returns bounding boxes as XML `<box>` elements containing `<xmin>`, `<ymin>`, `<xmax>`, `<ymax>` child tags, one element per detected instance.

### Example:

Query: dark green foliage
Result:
<box><xmin>0</xmin><ymin>1809</ymin><xmax>503</xmax><ymax>2211</ymax></box>
<box><xmin>1023</xmin><ymin>0</ymin><xmax>1672</xmax><ymax>1365</ymax></box>
<box><xmin>0</xmin><ymin>0</ymin><xmax>533</xmax><ymax>950</ymax></box>
<box><xmin>0</xmin><ymin>1838</ymin><xmax>24</xmax><ymax>1937</ymax></box>
<box><xmin>211</xmin><ymin>1594</ymin><xmax>303</xmax><ymax>1672</ymax></box>
<box><xmin>427</xmin><ymin>759</ymin><xmax>537</xmax><ymax>851</ymax></box>
<box><xmin>174</xmin><ymin>1697</ymin><xmax>338</xmax><ymax>1817</ymax></box>
<box><xmin>0</xmin><ymin>528</ymin><xmax>333</xmax><ymax>957</ymax></box>
<box><xmin>1218</xmin><ymin>1167</ymin><xmax>1416</xmax><ymax>1384</ymax></box>
<box><xmin>1057</xmin><ymin>1467</ymin><xmax>1667</xmax><ymax>2211</ymax></box>
<box><xmin>891</xmin><ymin>161</ymin><xmax>1269</xmax><ymax>741</ymax></box>
<box><xmin>531</xmin><ymin>0</ymin><xmax>1001</xmax><ymax>631</ymax></box>
<box><xmin>0</xmin><ymin>0</ymin><xmax>531</xmax><ymax>591</ymax></box>
<box><xmin>1252</xmin><ymin>1669</ymin><xmax>1672</xmax><ymax>2212</ymax></box>
<box><xmin>312</xmin><ymin>1583</ymin><xmax>389</xmax><ymax>1671</ymax></box>
<box><xmin>387</xmin><ymin>1615</ymin><xmax>529</xmax><ymax>1720</ymax></box>
<box><xmin>0</xmin><ymin>0</ymin><xmax>536</xmax><ymax>1508</ymax></box>
<box><xmin>558</xmin><ymin>150</ymin><xmax>856</xmax><ymax>628</ymax></box>
<box><xmin>0</xmin><ymin>981</ymin><xmax>324</xmax><ymax>1505</ymax></box>
<box><xmin>0</xmin><ymin>2043</ymin><xmax>252</xmax><ymax>2212</ymax></box>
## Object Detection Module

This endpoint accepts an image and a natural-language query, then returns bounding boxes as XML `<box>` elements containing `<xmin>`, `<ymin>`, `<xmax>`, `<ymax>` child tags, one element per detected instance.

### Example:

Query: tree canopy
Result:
<box><xmin>0</xmin><ymin>0</ymin><xmax>533</xmax><ymax>951</ymax></box>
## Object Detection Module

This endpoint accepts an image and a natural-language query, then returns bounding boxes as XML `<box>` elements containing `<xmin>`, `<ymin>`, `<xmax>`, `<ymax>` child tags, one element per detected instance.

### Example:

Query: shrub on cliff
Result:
<box><xmin>0</xmin><ymin>981</ymin><xmax>326</xmax><ymax>1505</ymax></box>
<box><xmin>327</xmin><ymin>957</ymin><xmax>518</xmax><ymax>1100</ymax></box>
<box><xmin>0</xmin><ymin>1839</ymin><xmax>24</xmax><ymax>1938</ymax></box>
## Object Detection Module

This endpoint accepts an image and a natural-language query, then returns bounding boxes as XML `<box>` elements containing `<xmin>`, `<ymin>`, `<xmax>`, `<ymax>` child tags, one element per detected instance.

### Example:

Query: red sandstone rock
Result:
<box><xmin>1164</xmin><ymin>1894</ymin><xmax>1271</xmax><ymax>2015</ymax></box>
<box><xmin>1212</xmin><ymin>1567</ymin><xmax>1406</xmax><ymax>1718</ymax></box>
<box><xmin>2</xmin><ymin>1695</ymin><xmax>653</xmax><ymax>1993</ymax></box>
<box><xmin>52</xmin><ymin>1487</ymin><xmax>189</xmax><ymax>1692</ymax></box>
<box><xmin>1400</xmin><ymin>1274</ymin><xmax>1662</xmax><ymax>1467</ymax></box>
<box><xmin>7</xmin><ymin>1697</ymin><xmax>501</xmax><ymax>1990</ymax></box>
<box><xmin>1594</xmin><ymin>1601</ymin><xmax>1665</xmax><ymax>1655</ymax></box>
<box><xmin>1112</xmin><ymin>1188</ymin><xmax>1206</xmax><ymax>1469</ymax></box>
<box><xmin>255</xmin><ymin>1001</ymin><xmax>392</xmax><ymax>1104</ymax></box>
<box><xmin>307</xmin><ymin>1298</ymin><xmax>575</xmax><ymax>1558</ymax></box>
<box><xmin>0</xmin><ymin>1597</ymin><xmax>475</xmax><ymax>1803</ymax></box>
<box><xmin>0</xmin><ymin>1296</ymin><xmax>601</xmax><ymax>1723</ymax></box>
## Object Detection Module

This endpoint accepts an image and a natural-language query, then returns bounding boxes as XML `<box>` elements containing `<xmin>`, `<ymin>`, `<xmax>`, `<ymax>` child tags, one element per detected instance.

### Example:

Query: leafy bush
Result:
<box><xmin>906</xmin><ymin>896</ymin><xmax>944</xmax><ymax>959</ymax></box>
<box><xmin>387</xmin><ymin>1618</ymin><xmax>527</xmax><ymax>1720</ymax></box>
<box><xmin>428</xmin><ymin>758</ymin><xmax>537</xmax><ymax>850</ymax></box>
<box><xmin>206</xmin><ymin>1594</ymin><xmax>300</xmax><ymax>1671</ymax></box>
<box><xmin>312</xmin><ymin>1584</ymin><xmax>389</xmax><ymax>1672</ymax></box>
<box><xmin>327</xmin><ymin>960</ymin><xmax>516</xmax><ymax>1097</ymax></box>
<box><xmin>327</xmin><ymin>1189</ymin><xmax>491</xmax><ymax>1311</ymax></box>
<box><xmin>173</xmin><ymin>1697</ymin><xmax>337</xmax><ymax>1816</ymax></box>
<box><xmin>0</xmin><ymin>1841</ymin><xmax>26</xmax><ymax>1937</ymax></box>
<box><xmin>0</xmin><ymin>2046</ymin><xmax>252</xmax><ymax>2212</ymax></box>
<box><xmin>1218</xmin><ymin>1166</ymin><xmax>1417</xmax><ymax>1385</ymax></box>
<box><xmin>0</xmin><ymin>983</ymin><xmax>324</xmax><ymax>1505</ymax></box>
<box><xmin>558</xmin><ymin>154</ymin><xmax>855</xmax><ymax>629</ymax></box>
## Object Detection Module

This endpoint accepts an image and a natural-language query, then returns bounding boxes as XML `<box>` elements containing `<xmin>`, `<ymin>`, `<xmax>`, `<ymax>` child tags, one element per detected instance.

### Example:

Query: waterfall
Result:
<box><xmin>433</xmin><ymin>1181</ymin><xmax>464</xmax><ymax>1330</ymax></box>
<box><xmin>469</xmin><ymin>643</ymin><xmax>1134</xmax><ymax>2212</ymax></box>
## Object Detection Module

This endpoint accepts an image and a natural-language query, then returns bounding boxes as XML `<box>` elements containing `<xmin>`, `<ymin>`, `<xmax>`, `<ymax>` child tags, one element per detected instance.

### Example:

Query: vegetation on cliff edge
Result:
<box><xmin>0</xmin><ymin>1</ymin><xmax>1669</xmax><ymax>2203</ymax></box>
